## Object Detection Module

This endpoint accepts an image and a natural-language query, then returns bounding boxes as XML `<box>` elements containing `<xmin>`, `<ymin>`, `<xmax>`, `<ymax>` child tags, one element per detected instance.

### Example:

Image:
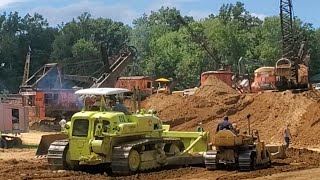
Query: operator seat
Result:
<box><xmin>112</xmin><ymin>103</ymin><xmax>131</xmax><ymax>115</ymax></box>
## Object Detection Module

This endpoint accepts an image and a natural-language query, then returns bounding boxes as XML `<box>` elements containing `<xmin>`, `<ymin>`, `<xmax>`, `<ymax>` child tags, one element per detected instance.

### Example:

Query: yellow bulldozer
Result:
<box><xmin>36</xmin><ymin>88</ymin><xmax>209</xmax><ymax>174</ymax></box>
<box><xmin>205</xmin><ymin>115</ymin><xmax>286</xmax><ymax>171</ymax></box>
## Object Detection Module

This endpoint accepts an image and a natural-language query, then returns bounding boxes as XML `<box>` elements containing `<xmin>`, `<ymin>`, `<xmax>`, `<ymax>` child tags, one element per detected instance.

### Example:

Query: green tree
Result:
<box><xmin>72</xmin><ymin>38</ymin><xmax>99</xmax><ymax>60</ymax></box>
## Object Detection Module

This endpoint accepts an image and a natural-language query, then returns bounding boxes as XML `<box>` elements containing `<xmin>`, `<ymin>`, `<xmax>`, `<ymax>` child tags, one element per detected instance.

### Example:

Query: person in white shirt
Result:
<box><xmin>283</xmin><ymin>124</ymin><xmax>292</xmax><ymax>148</ymax></box>
<box><xmin>59</xmin><ymin>117</ymin><xmax>67</xmax><ymax>131</ymax></box>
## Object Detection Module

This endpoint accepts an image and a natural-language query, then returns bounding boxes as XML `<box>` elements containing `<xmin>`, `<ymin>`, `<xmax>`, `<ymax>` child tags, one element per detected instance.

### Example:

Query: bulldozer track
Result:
<box><xmin>205</xmin><ymin>150</ymin><xmax>256</xmax><ymax>171</ymax></box>
<box><xmin>111</xmin><ymin>138</ymin><xmax>183</xmax><ymax>175</ymax></box>
<box><xmin>47</xmin><ymin>140</ymin><xmax>69</xmax><ymax>170</ymax></box>
<box><xmin>238</xmin><ymin>150</ymin><xmax>253</xmax><ymax>171</ymax></box>
<box><xmin>204</xmin><ymin>150</ymin><xmax>218</xmax><ymax>170</ymax></box>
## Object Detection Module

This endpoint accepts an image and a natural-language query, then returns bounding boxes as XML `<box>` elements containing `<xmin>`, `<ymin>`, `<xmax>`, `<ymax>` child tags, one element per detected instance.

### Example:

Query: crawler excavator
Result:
<box><xmin>275</xmin><ymin>0</ymin><xmax>311</xmax><ymax>90</ymax></box>
<box><xmin>45</xmin><ymin>88</ymin><xmax>209</xmax><ymax>174</ymax></box>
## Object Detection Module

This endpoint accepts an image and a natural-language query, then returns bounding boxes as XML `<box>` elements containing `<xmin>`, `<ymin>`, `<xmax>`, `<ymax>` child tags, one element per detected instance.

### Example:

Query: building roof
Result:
<box><xmin>118</xmin><ymin>76</ymin><xmax>151</xmax><ymax>80</ymax></box>
<box><xmin>201</xmin><ymin>70</ymin><xmax>233</xmax><ymax>75</ymax></box>
<box><xmin>254</xmin><ymin>67</ymin><xmax>275</xmax><ymax>73</ymax></box>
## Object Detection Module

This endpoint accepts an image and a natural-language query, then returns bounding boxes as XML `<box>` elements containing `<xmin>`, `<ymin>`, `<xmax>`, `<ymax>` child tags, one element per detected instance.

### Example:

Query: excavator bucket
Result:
<box><xmin>36</xmin><ymin>134</ymin><xmax>68</xmax><ymax>157</ymax></box>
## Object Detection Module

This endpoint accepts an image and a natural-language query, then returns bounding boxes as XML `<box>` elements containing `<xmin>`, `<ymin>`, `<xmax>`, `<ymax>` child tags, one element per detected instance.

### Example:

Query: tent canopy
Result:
<box><xmin>155</xmin><ymin>78</ymin><xmax>170</xmax><ymax>82</ymax></box>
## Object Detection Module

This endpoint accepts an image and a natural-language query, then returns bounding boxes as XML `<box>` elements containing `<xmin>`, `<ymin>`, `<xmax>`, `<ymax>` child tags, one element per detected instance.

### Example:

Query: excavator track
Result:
<box><xmin>204</xmin><ymin>150</ymin><xmax>218</xmax><ymax>170</ymax></box>
<box><xmin>238</xmin><ymin>150</ymin><xmax>254</xmax><ymax>171</ymax></box>
<box><xmin>111</xmin><ymin>138</ymin><xmax>183</xmax><ymax>175</ymax></box>
<box><xmin>47</xmin><ymin>140</ymin><xmax>69</xmax><ymax>170</ymax></box>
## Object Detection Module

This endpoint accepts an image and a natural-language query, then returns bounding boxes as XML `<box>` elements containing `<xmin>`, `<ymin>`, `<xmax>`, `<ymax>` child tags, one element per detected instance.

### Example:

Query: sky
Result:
<box><xmin>0</xmin><ymin>0</ymin><xmax>319</xmax><ymax>28</ymax></box>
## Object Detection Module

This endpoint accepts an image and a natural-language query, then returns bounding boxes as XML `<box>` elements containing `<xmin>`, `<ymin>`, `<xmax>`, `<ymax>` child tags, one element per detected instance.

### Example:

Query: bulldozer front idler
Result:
<box><xmin>128</xmin><ymin>150</ymin><xmax>141</xmax><ymax>172</ymax></box>
<box><xmin>205</xmin><ymin>150</ymin><xmax>219</xmax><ymax>170</ymax></box>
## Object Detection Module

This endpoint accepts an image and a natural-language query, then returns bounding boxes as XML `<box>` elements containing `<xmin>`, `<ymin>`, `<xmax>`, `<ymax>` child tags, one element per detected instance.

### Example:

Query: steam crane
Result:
<box><xmin>275</xmin><ymin>0</ymin><xmax>310</xmax><ymax>90</ymax></box>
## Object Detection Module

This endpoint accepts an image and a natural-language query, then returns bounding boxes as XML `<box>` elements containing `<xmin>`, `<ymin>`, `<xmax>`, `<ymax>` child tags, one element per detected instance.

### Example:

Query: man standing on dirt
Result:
<box><xmin>283</xmin><ymin>124</ymin><xmax>292</xmax><ymax>148</ymax></box>
<box><xmin>216</xmin><ymin>116</ymin><xmax>233</xmax><ymax>132</ymax></box>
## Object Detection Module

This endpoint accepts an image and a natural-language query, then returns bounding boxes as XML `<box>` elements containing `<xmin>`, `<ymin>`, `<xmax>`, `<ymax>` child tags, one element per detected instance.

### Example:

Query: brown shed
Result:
<box><xmin>115</xmin><ymin>76</ymin><xmax>153</xmax><ymax>96</ymax></box>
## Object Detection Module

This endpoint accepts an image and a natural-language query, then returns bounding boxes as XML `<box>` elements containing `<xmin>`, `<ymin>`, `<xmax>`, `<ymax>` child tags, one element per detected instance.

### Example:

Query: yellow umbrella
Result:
<box><xmin>155</xmin><ymin>78</ymin><xmax>170</xmax><ymax>82</ymax></box>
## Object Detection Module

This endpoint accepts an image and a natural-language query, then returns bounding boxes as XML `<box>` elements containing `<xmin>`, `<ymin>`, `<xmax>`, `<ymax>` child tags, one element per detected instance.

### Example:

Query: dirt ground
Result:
<box><xmin>2</xmin><ymin>143</ymin><xmax>320</xmax><ymax>180</ymax></box>
<box><xmin>0</xmin><ymin>132</ymin><xmax>319</xmax><ymax>180</ymax></box>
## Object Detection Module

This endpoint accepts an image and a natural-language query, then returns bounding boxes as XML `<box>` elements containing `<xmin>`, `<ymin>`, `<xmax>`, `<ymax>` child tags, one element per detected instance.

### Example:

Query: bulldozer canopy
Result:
<box><xmin>155</xmin><ymin>78</ymin><xmax>170</xmax><ymax>82</ymax></box>
<box><xmin>75</xmin><ymin>88</ymin><xmax>129</xmax><ymax>96</ymax></box>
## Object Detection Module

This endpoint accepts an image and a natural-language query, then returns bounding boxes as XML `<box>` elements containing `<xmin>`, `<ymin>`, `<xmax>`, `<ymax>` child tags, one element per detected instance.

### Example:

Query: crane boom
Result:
<box><xmin>176</xmin><ymin>15</ymin><xmax>222</xmax><ymax>67</ymax></box>
<box><xmin>280</xmin><ymin>0</ymin><xmax>295</xmax><ymax>58</ymax></box>
<box><xmin>22</xmin><ymin>46</ymin><xmax>31</xmax><ymax>85</ymax></box>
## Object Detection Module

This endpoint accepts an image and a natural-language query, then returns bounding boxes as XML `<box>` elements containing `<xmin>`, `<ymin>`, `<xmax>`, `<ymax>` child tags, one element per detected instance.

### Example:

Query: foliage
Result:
<box><xmin>1</xmin><ymin>2</ymin><xmax>320</xmax><ymax>92</ymax></box>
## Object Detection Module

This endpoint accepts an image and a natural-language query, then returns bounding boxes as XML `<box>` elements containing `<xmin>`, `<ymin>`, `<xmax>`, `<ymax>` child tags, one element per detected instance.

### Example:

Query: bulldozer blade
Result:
<box><xmin>36</xmin><ymin>134</ymin><xmax>68</xmax><ymax>157</ymax></box>
<box><xmin>266</xmin><ymin>144</ymin><xmax>287</xmax><ymax>159</ymax></box>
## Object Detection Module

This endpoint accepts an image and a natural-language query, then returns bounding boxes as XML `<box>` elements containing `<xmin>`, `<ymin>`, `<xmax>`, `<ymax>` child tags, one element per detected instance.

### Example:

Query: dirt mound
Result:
<box><xmin>142</xmin><ymin>77</ymin><xmax>253</xmax><ymax>138</ymax></box>
<box><xmin>143</xmin><ymin>86</ymin><xmax>320</xmax><ymax>145</ymax></box>
<box><xmin>196</xmin><ymin>76</ymin><xmax>237</xmax><ymax>97</ymax></box>
<box><xmin>228</xmin><ymin>91</ymin><xmax>313</xmax><ymax>144</ymax></box>
<box><xmin>294</xmin><ymin>102</ymin><xmax>320</xmax><ymax>147</ymax></box>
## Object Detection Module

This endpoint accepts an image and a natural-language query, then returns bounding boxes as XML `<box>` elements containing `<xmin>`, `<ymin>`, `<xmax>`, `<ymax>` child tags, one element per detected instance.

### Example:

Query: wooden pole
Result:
<box><xmin>133</xmin><ymin>87</ymin><xmax>137</xmax><ymax>113</ymax></box>
<box><xmin>137</xmin><ymin>88</ymin><xmax>141</xmax><ymax>112</ymax></box>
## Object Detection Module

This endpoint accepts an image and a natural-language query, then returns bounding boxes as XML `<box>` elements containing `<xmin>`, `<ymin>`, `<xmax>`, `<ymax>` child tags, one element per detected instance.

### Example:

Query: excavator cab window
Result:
<box><xmin>72</xmin><ymin>119</ymin><xmax>89</xmax><ymax>137</ymax></box>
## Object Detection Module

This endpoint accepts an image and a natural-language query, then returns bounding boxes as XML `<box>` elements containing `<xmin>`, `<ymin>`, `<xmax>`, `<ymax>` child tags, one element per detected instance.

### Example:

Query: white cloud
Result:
<box><xmin>0</xmin><ymin>0</ymin><xmax>28</xmax><ymax>8</ymax></box>
<box><xmin>147</xmin><ymin>0</ymin><xmax>200</xmax><ymax>13</ymax></box>
<box><xmin>251</xmin><ymin>13</ymin><xmax>267</xmax><ymax>20</ymax></box>
<box><xmin>187</xmin><ymin>10</ymin><xmax>212</xmax><ymax>20</ymax></box>
<box><xmin>30</xmin><ymin>1</ymin><xmax>139</xmax><ymax>26</ymax></box>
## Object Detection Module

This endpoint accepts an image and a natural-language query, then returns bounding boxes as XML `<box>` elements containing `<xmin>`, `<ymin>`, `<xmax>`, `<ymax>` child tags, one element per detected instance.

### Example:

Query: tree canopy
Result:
<box><xmin>1</xmin><ymin>2</ymin><xmax>320</xmax><ymax>92</ymax></box>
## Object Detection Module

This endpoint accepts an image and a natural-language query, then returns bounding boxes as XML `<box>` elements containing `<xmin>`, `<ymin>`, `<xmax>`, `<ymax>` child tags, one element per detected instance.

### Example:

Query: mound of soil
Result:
<box><xmin>143</xmin><ymin>77</ymin><xmax>251</xmax><ymax>134</ymax></box>
<box><xmin>143</xmin><ymin>75</ymin><xmax>320</xmax><ymax>146</ymax></box>
<box><xmin>229</xmin><ymin>91</ymin><xmax>313</xmax><ymax>144</ymax></box>
<box><xmin>195</xmin><ymin>76</ymin><xmax>237</xmax><ymax>97</ymax></box>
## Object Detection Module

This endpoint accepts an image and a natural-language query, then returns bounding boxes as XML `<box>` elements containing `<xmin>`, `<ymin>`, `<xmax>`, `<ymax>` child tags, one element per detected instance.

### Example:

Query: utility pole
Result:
<box><xmin>22</xmin><ymin>46</ymin><xmax>31</xmax><ymax>85</ymax></box>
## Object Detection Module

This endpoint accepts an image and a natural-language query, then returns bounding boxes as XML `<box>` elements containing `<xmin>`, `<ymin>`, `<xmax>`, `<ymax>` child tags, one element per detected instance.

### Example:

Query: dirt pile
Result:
<box><xmin>229</xmin><ymin>91</ymin><xmax>313</xmax><ymax>144</ymax></box>
<box><xmin>143</xmin><ymin>76</ymin><xmax>251</xmax><ymax>132</ymax></box>
<box><xmin>143</xmin><ymin>77</ymin><xmax>320</xmax><ymax>145</ymax></box>
<box><xmin>195</xmin><ymin>76</ymin><xmax>237</xmax><ymax>97</ymax></box>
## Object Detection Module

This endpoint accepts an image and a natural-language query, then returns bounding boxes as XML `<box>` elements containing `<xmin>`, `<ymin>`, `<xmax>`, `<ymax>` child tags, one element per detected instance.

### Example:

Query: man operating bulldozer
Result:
<box><xmin>216</xmin><ymin>116</ymin><xmax>233</xmax><ymax>133</ymax></box>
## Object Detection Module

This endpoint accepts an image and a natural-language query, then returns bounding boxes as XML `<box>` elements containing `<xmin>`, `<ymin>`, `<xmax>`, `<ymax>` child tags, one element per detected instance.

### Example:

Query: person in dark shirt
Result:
<box><xmin>216</xmin><ymin>116</ymin><xmax>233</xmax><ymax>133</ymax></box>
